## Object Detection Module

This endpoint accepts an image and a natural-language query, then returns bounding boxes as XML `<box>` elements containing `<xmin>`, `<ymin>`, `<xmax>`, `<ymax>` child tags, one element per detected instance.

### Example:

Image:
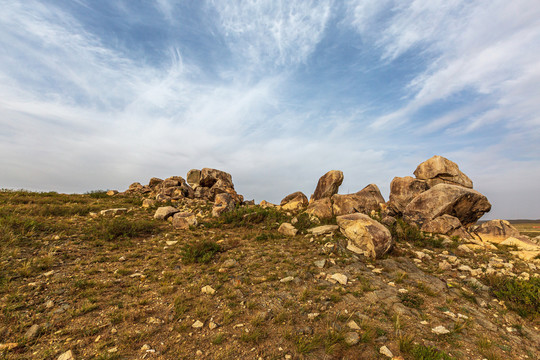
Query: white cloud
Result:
<box><xmin>210</xmin><ymin>0</ymin><xmax>333</xmax><ymax>68</ymax></box>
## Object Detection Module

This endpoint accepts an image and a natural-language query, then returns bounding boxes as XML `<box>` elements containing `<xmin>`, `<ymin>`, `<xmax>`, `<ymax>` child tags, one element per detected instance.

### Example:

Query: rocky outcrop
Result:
<box><xmin>413</xmin><ymin>155</ymin><xmax>473</xmax><ymax>189</ymax></box>
<box><xmin>332</xmin><ymin>184</ymin><xmax>385</xmax><ymax>216</ymax></box>
<box><xmin>212</xmin><ymin>193</ymin><xmax>236</xmax><ymax>217</ymax></box>
<box><xmin>403</xmin><ymin>184</ymin><xmax>491</xmax><ymax>227</ymax></box>
<box><xmin>311</xmin><ymin>170</ymin><xmax>343</xmax><ymax>201</ymax></box>
<box><xmin>474</xmin><ymin>219</ymin><xmax>521</xmax><ymax>244</ymax></box>
<box><xmin>305</xmin><ymin>198</ymin><xmax>333</xmax><ymax>219</ymax></box>
<box><xmin>186</xmin><ymin>169</ymin><xmax>201</xmax><ymax>188</ymax></box>
<box><xmin>280</xmin><ymin>191</ymin><xmax>309</xmax><ymax>211</ymax></box>
<box><xmin>387</xmin><ymin>176</ymin><xmax>428</xmax><ymax>215</ymax></box>
<box><xmin>337</xmin><ymin>213</ymin><xmax>393</xmax><ymax>258</ymax></box>
<box><xmin>420</xmin><ymin>214</ymin><xmax>462</xmax><ymax>235</ymax></box>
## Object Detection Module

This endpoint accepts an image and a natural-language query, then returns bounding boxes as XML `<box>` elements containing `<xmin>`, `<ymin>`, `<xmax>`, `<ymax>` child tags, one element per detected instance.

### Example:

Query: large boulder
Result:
<box><xmin>200</xmin><ymin>168</ymin><xmax>234</xmax><ymax>189</ymax></box>
<box><xmin>212</xmin><ymin>193</ymin><xmax>236</xmax><ymax>217</ymax></box>
<box><xmin>186</xmin><ymin>169</ymin><xmax>201</xmax><ymax>188</ymax></box>
<box><xmin>148</xmin><ymin>177</ymin><xmax>163</xmax><ymax>188</ymax></box>
<box><xmin>403</xmin><ymin>184</ymin><xmax>491</xmax><ymax>227</ymax></box>
<box><xmin>332</xmin><ymin>184</ymin><xmax>385</xmax><ymax>216</ymax></box>
<box><xmin>172</xmin><ymin>212</ymin><xmax>198</xmax><ymax>229</ymax></box>
<box><xmin>280</xmin><ymin>191</ymin><xmax>309</xmax><ymax>211</ymax></box>
<box><xmin>311</xmin><ymin>170</ymin><xmax>343</xmax><ymax>201</ymax></box>
<box><xmin>413</xmin><ymin>155</ymin><xmax>473</xmax><ymax>189</ymax></box>
<box><xmin>337</xmin><ymin>213</ymin><xmax>393</xmax><ymax>258</ymax></box>
<box><xmin>474</xmin><ymin>219</ymin><xmax>521</xmax><ymax>244</ymax></box>
<box><xmin>387</xmin><ymin>176</ymin><xmax>428</xmax><ymax>215</ymax></box>
<box><xmin>154</xmin><ymin>206</ymin><xmax>179</xmax><ymax>220</ymax></box>
<box><xmin>305</xmin><ymin>198</ymin><xmax>333</xmax><ymax>219</ymax></box>
<box><xmin>420</xmin><ymin>214</ymin><xmax>462</xmax><ymax>235</ymax></box>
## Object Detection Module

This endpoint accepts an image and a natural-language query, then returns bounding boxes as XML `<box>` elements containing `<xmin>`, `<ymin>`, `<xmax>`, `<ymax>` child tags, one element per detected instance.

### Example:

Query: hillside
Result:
<box><xmin>0</xmin><ymin>189</ymin><xmax>539</xmax><ymax>360</ymax></box>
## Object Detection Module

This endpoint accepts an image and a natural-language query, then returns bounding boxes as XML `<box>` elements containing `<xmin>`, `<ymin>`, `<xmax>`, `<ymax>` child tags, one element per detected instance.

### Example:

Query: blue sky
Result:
<box><xmin>1</xmin><ymin>0</ymin><xmax>539</xmax><ymax>219</ymax></box>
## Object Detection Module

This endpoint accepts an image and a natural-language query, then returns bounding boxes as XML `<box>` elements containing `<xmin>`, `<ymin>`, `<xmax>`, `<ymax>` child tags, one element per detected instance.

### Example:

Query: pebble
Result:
<box><xmin>111</xmin><ymin>328</ymin><xmax>117</xmax><ymax>334</ymax></box>
<box><xmin>201</xmin><ymin>285</ymin><xmax>216</xmax><ymax>295</ymax></box>
<box><xmin>280</xmin><ymin>276</ymin><xmax>294</xmax><ymax>283</ymax></box>
<box><xmin>45</xmin><ymin>300</ymin><xmax>54</xmax><ymax>308</ymax></box>
<box><xmin>431</xmin><ymin>325</ymin><xmax>450</xmax><ymax>335</ymax></box>
<box><xmin>347</xmin><ymin>320</ymin><xmax>360</xmax><ymax>330</ymax></box>
<box><xmin>141</xmin><ymin>344</ymin><xmax>151</xmax><ymax>351</ymax></box>
<box><xmin>24</xmin><ymin>324</ymin><xmax>40</xmax><ymax>340</ymax></box>
<box><xmin>57</xmin><ymin>350</ymin><xmax>74</xmax><ymax>360</ymax></box>
<box><xmin>166</xmin><ymin>241</ymin><xmax>178</xmax><ymax>246</ymax></box>
<box><xmin>307</xmin><ymin>313</ymin><xmax>320</xmax><ymax>320</ymax></box>
<box><xmin>192</xmin><ymin>320</ymin><xmax>204</xmax><ymax>328</ymax></box>
<box><xmin>314</xmin><ymin>259</ymin><xmax>326</xmax><ymax>269</ymax></box>
<box><xmin>330</xmin><ymin>273</ymin><xmax>348</xmax><ymax>285</ymax></box>
<box><xmin>379</xmin><ymin>345</ymin><xmax>394</xmax><ymax>358</ymax></box>
<box><xmin>196</xmin><ymin>350</ymin><xmax>203</xmax><ymax>356</ymax></box>
<box><xmin>209</xmin><ymin>321</ymin><xmax>218</xmax><ymax>330</ymax></box>
<box><xmin>344</xmin><ymin>332</ymin><xmax>359</xmax><ymax>345</ymax></box>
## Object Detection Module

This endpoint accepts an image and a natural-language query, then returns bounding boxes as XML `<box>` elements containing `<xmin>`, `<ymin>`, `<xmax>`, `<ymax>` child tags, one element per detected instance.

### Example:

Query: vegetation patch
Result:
<box><xmin>181</xmin><ymin>240</ymin><xmax>221</xmax><ymax>264</ymax></box>
<box><xmin>483</xmin><ymin>275</ymin><xmax>540</xmax><ymax>318</ymax></box>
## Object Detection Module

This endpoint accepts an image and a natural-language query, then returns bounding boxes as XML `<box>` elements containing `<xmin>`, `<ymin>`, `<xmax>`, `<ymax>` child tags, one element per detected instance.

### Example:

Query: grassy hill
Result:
<box><xmin>0</xmin><ymin>190</ymin><xmax>539</xmax><ymax>359</ymax></box>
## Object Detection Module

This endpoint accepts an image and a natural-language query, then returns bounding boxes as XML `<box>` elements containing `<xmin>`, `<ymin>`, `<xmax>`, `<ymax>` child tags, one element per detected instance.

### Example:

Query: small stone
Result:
<box><xmin>222</xmin><ymin>259</ymin><xmax>238</xmax><ymax>268</ymax></box>
<box><xmin>166</xmin><ymin>240</ymin><xmax>178</xmax><ymax>246</ymax></box>
<box><xmin>420</xmin><ymin>320</ymin><xmax>428</xmax><ymax>325</ymax></box>
<box><xmin>347</xmin><ymin>320</ymin><xmax>360</xmax><ymax>330</ymax></box>
<box><xmin>372</xmin><ymin>268</ymin><xmax>383</xmax><ymax>274</ymax></box>
<box><xmin>0</xmin><ymin>343</ymin><xmax>18</xmax><ymax>351</ymax></box>
<box><xmin>307</xmin><ymin>313</ymin><xmax>320</xmax><ymax>320</ymax></box>
<box><xmin>57</xmin><ymin>350</ymin><xmax>75</xmax><ymax>360</ymax></box>
<box><xmin>201</xmin><ymin>285</ymin><xmax>216</xmax><ymax>295</ymax></box>
<box><xmin>94</xmin><ymin>335</ymin><xmax>101</xmax><ymax>343</ymax></box>
<box><xmin>118</xmin><ymin>256</ymin><xmax>126</xmax><ymax>262</ymax></box>
<box><xmin>43</xmin><ymin>270</ymin><xmax>55</xmax><ymax>277</ymax></box>
<box><xmin>108</xmin><ymin>347</ymin><xmax>118</xmax><ymax>353</ymax></box>
<box><xmin>280</xmin><ymin>276</ymin><xmax>295</xmax><ymax>283</ymax></box>
<box><xmin>439</xmin><ymin>260</ymin><xmax>452</xmax><ymax>271</ymax></box>
<box><xmin>431</xmin><ymin>325</ymin><xmax>450</xmax><ymax>335</ymax></box>
<box><xmin>344</xmin><ymin>332</ymin><xmax>359</xmax><ymax>345</ymax></box>
<box><xmin>285</xmin><ymin>355</ymin><xmax>292</xmax><ymax>359</ymax></box>
<box><xmin>141</xmin><ymin>344</ymin><xmax>151</xmax><ymax>351</ymax></box>
<box><xmin>24</xmin><ymin>324</ymin><xmax>40</xmax><ymax>340</ymax></box>
<box><xmin>314</xmin><ymin>259</ymin><xmax>326</xmax><ymax>269</ymax></box>
<box><xmin>379</xmin><ymin>345</ymin><xmax>394</xmax><ymax>358</ymax></box>
<box><xmin>196</xmin><ymin>350</ymin><xmax>203</xmax><ymax>356</ymax></box>
<box><xmin>209</xmin><ymin>321</ymin><xmax>218</xmax><ymax>330</ymax></box>
<box><xmin>45</xmin><ymin>300</ymin><xmax>54</xmax><ymax>308</ymax></box>
<box><xmin>398</xmin><ymin>288</ymin><xmax>408</xmax><ymax>294</ymax></box>
<box><xmin>111</xmin><ymin>328</ymin><xmax>117</xmax><ymax>334</ymax></box>
<box><xmin>192</xmin><ymin>320</ymin><xmax>204</xmax><ymax>328</ymax></box>
<box><xmin>100</xmin><ymin>208</ymin><xmax>127</xmax><ymax>217</ymax></box>
<box><xmin>330</xmin><ymin>273</ymin><xmax>348</xmax><ymax>285</ymax></box>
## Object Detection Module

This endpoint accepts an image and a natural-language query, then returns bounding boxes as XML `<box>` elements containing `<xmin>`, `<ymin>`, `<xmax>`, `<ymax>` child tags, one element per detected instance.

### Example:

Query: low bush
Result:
<box><xmin>483</xmin><ymin>275</ymin><xmax>540</xmax><ymax>318</ymax></box>
<box><xmin>181</xmin><ymin>240</ymin><xmax>221</xmax><ymax>264</ymax></box>
<box><xmin>87</xmin><ymin>217</ymin><xmax>160</xmax><ymax>241</ymax></box>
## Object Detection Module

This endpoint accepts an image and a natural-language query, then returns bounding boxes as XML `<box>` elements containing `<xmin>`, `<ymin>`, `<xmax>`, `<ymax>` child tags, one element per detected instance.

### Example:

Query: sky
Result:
<box><xmin>1</xmin><ymin>0</ymin><xmax>539</xmax><ymax>220</ymax></box>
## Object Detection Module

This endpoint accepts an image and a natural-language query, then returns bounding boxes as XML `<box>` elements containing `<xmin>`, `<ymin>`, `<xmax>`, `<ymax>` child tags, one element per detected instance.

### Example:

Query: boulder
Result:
<box><xmin>474</xmin><ymin>219</ymin><xmax>521</xmax><ymax>244</ymax></box>
<box><xmin>200</xmin><ymin>168</ymin><xmax>234</xmax><ymax>189</ymax></box>
<box><xmin>148</xmin><ymin>177</ymin><xmax>163</xmax><ymax>188</ymax></box>
<box><xmin>172</xmin><ymin>212</ymin><xmax>198</xmax><ymax>229</ymax></box>
<box><xmin>500</xmin><ymin>237</ymin><xmax>540</xmax><ymax>251</ymax></box>
<box><xmin>154</xmin><ymin>206</ymin><xmax>179</xmax><ymax>220</ymax></box>
<box><xmin>142</xmin><ymin>199</ymin><xmax>157</xmax><ymax>208</ymax></box>
<box><xmin>305</xmin><ymin>198</ymin><xmax>333</xmax><ymax>219</ymax></box>
<box><xmin>278</xmin><ymin>223</ymin><xmax>298</xmax><ymax>236</ymax></box>
<box><xmin>387</xmin><ymin>176</ymin><xmax>428</xmax><ymax>215</ymax></box>
<box><xmin>212</xmin><ymin>193</ymin><xmax>236</xmax><ymax>217</ymax></box>
<box><xmin>307</xmin><ymin>225</ymin><xmax>339</xmax><ymax>236</ymax></box>
<box><xmin>421</xmin><ymin>214</ymin><xmax>462</xmax><ymax>235</ymax></box>
<box><xmin>403</xmin><ymin>184</ymin><xmax>491</xmax><ymax>227</ymax></box>
<box><xmin>332</xmin><ymin>184</ymin><xmax>385</xmax><ymax>216</ymax></box>
<box><xmin>337</xmin><ymin>213</ymin><xmax>393</xmax><ymax>258</ymax></box>
<box><xmin>280</xmin><ymin>191</ymin><xmax>309</xmax><ymax>211</ymax></box>
<box><xmin>186</xmin><ymin>169</ymin><xmax>201</xmax><ymax>188</ymax></box>
<box><xmin>311</xmin><ymin>170</ymin><xmax>343</xmax><ymax>201</ymax></box>
<box><xmin>260</xmin><ymin>200</ymin><xmax>277</xmax><ymax>208</ymax></box>
<box><xmin>413</xmin><ymin>155</ymin><xmax>473</xmax><ymax>188</ymax></box>
<box><xmin>106</xmin><ymin>190</ymin><xmax>118</xmax><ymax>196</ymax></box>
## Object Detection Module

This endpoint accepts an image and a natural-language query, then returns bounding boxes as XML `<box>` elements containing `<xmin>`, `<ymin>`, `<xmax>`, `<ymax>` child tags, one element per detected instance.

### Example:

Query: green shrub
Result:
<box><xmin>85</xmin><ymin>190</ymin><xmax>109</xmax><ymax>199</ymax></box>
<box><xmin>392</xmin><ymin>218</ymin><xmax>444</xmax><ymax>248</ymax></box>
<box><xmin>398</xmin><ymin>292</ymin><xmax>424</xmax><ymax>309</ymax></box>
<box><xmin>409</xmin><ymin>344</ymin><xmax>455</xmax><ymax>360</ymax></box>
<box><xmin>88</xmin><ymin>217</ymin><xmax>160</xmax><ymax>241</ymax></box>
<box><xmin>181</xmin><ymin>240</ymin><xmax>221</xmax><ymax>264</ymax></box>
<box><xmin>483</xmin><ymin>275</ymin><xmax>540</xmax><ymax>318</ymax></box>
